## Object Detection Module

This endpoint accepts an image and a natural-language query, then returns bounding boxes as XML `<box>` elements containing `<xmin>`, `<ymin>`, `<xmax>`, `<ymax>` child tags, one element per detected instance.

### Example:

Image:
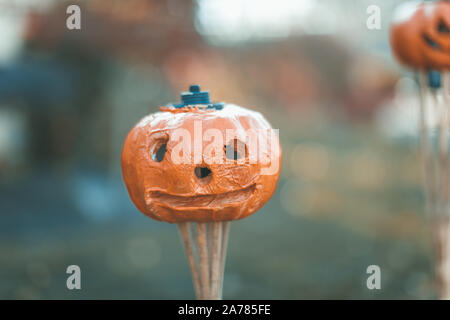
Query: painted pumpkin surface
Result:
<box><xmin>121</xmin><ymin>90</ymin><xmax>281</xmax><ymax>223</ymax></box>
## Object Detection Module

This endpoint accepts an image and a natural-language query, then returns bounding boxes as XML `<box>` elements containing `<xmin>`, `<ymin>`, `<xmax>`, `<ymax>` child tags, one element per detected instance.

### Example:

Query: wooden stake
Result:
<box><xmin>418</xmin><ymin>71</ymin><xmax>437</xmax><ymax>217</ymax></box>
<box><xmin>210</xmin><ymin>222</ymin><xmax>222</xmax><ymax>299</ymax></box>
<box><xmin>440</xmin><ymin>74</ymin><xmax>450</xmax><ymax>218</ymax></box>
<box><xmin>219</xmin><ymin>221</ymin><xmax>230</xmax><ymax>298</ymax></box>
<box><xmin>207</xmin><ymin>222</ymin><xmax>214</xmax><ymax>267</ymax></box>
<box><xmin>178</xmin><ymin>220</ymin><xmax>230</xmax><ymax>300</ymax></box>
<box><xmin>177</xmin><ymin>222</ymin><xmax>201</xmax><ymax>299</ymax></box>
<box><xmin>197</xmin><ymin>222</ymin><xmax>210</xmax><ymax>299</ymax></box>
<box><xmin>432</xmin><ymin>218</ymin><xmax>450</xmax><ymax>299</ymax></box>
<box><xmin>421</xmin><ymin>72</ymin><xmax>450</xmax><ymax>300</ymax></box>
<box><xmin>437</xmin><ymin>73</ymin><xmax>450</xmax><ymax>300</ymax></box>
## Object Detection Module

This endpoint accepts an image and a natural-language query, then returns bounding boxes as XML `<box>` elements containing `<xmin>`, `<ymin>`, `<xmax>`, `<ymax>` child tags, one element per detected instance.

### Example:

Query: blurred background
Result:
<box><xmin>0</xmin><ymin>0</ymin><xmax>435</xmax><ymax>299</ymax></box>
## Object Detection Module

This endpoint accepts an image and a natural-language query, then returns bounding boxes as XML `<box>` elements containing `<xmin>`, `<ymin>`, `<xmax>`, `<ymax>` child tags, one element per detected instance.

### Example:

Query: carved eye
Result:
<box><xmin>224</xmin><ymin>139</ymin><xmax>248</xmax><ymax>160</ymax></box>
<box><xmin>438</xmin><ymin>20</ymin><xmax>450</xmax><ymax>33</ymax></box>
<box><xmin>150</xmin><ymin>135</ymin><xmax>168</xmax><ymax>162</ymax></box>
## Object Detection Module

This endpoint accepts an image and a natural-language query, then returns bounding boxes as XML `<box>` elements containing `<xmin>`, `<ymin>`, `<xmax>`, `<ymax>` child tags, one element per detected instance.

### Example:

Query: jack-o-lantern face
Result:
<box><xmin>390</xmin><ymin>1</ymin><xmax>450</xmax><ymax>70</ymax></box>
<box><xmin>121</xmin><ymin>103</ymin><xmax>281</xmax><ymax>223</ymax></box>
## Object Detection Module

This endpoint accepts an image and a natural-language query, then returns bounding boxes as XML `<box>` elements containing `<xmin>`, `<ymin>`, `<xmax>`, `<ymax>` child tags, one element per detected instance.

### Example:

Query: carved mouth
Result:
<box><xmin>422</xmin><ymin>20</ymin><xmax>450</xmax><ymax>52</ymax></box>
<box><xmin>148</xmin><ymin>184</ymin><xmax>256</xmax><ymax>208</ymax></box>
<box><xmin>423</xmin><ymin>33</ymin><xmax>442</xmax><ymax>50</ymax></box>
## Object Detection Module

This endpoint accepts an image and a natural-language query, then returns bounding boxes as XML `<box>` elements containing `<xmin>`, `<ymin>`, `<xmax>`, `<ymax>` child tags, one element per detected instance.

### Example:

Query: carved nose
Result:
<box><xmin>195</xmin><ymin>166</ymin><xmax>212</xmax><ymax>180</ymax></box>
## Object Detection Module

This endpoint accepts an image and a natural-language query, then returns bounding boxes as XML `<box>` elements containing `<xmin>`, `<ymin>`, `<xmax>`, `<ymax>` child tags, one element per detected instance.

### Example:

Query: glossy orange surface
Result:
<box><xmin>121</xmin><ymin>104</ymin><xmax>281</xmax><ymax>223</ymax></box>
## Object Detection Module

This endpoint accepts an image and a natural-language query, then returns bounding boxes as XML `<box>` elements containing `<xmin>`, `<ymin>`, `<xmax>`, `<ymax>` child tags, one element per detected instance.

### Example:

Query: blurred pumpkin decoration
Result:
<box><xmin>390</xmin><ymin>1</ymin><xmax>450</xmax><ymax>70</ymax></box>
<box><xmin>390</xmin><ymin>1</ymin><xmax>450</xmax><ymax>300</ymax></box>
<box><xmin>121</xmin><ymin>85</ymin><xmax>281</xmax><ymax>299</ymax></box>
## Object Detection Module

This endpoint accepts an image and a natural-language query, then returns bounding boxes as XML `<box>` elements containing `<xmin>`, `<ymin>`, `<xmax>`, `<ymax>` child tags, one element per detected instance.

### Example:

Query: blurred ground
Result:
<box><xmin>0</xmin><ymin>123</ymin><xmax>436</xmax><ymax>299</ymax></box>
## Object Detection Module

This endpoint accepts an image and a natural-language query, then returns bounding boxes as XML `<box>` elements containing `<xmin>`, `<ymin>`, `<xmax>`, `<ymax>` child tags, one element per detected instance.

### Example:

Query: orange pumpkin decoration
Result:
<box><xmin>121</xmin><ymin>86</ymin><xmax>281</xmax><ymax>223</ymax></box>
<box><xmin>390</xmin><ymin>1</ymin><xmax>450</xmax><ymax>70</ymax></box>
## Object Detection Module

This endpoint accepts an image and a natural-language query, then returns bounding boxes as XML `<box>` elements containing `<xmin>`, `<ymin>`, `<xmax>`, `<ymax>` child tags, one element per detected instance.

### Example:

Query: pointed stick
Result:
<box><xmin>197</xmin><ymin>222</ymin><xmax>210</xmax><ymax>299</ymax></box>
<box><xmin>419</xmin><ymin>73</ymin><xmax>442</xmax><ymax>297</ymax></box>
<box><xmin>209</xmin><ymin>221</ymin><xmax>223</xmax><ymax>299</ymax></box>
<box><xmin>179</xmin><ymin>220</ymin><xmax>230</xmax><ymax>299</ymax></box>
<box><xmin>205</xmin><ymin>222</ymin><xmax>215</xmax><ymax>297</ymax></box>
<box><xmin>177</xmin><ymin>222</ymin><xmax>201</xmax><ymax>299</ymax></box>
<box><xmin>418</xmin><ymin>71</ymin><xmax>437</xmax><ymax>217</ymax></box>
<box><xmin>440</xmin><ymin>73</ymin><xmax>450</xmax><ymax>216</ymax></box>
<box><xmin>433</xmin><ymin>217</ymin><xmax>450</xmax><ymax>299</ymax></box>
<box><xmin>436</xmin><ymin>73</ymin><xmax>450</xmax><ymax>300</ymax></box>
<box><xmin>422</xmin><ymin>72</ymin><xmax>450</xmax><ymax>300</ymax></box>
<box><xmin>207</xmin><ymin>222</ymin><xmax>214</xmax><ymax>266</ymax></box>
<box><xmin>219</xmin><ymin>221</ymin><xmax>230</xmax><ymax>299</ymax></box>
<box><xmin>419</xmin><ymin>72</ymin><xmax>450</xmax><ymax>299</ymax></box>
